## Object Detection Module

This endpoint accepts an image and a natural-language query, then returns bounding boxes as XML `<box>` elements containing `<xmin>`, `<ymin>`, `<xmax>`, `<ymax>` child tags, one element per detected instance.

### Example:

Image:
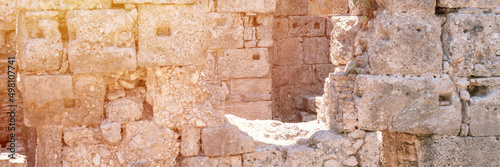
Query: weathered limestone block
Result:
<box><xmin>276</xmin><ymin>0</ymin><xmax>308</xmax><ymax>16</ymax></box>
<box><xmin>114</xmin><ymin>0</ymin><xmax>195</xmax><ymax>4</ymax></box>
<box><xmin>18</xmin><ymin>11</ymin><xmax>63</xmax><ymax>72</ymax></box>
<box><xmin>201</xmin><ymin>124</ymin><xmax>255</xmax><ymax>156</ymax></box>
<box><xmin>443</xmin><ymin>13</ymin><xmax>500</xmax><ymax>77</ymax></box>
<box><xmin>23</xmin><ymin>75</ymin><xmax>73</xmax><ymax>126</ymax></box>
<box><xmin>181</xmin><ymin>156</ymin><xmax>242</xmax><ymax>167</ymax></box>
<box><xmin>357</xmin><ymin>132</ymin><xmax>381</xmax><ymax>167</ymax></box>
<box><xmin>216</xmin><ymin>0</ymin><xmax>276</xmax><ymax>13</ymax></box>
<box><xmin>67</xmin><ymin>9</ymin><xmax>137</xmax><ymax>73</ymax></box>
<box><xmin>208</xmin><ymin>13</ymin><xmax>244</xmax><ymax>49</ymax></box>
<box><xmin>303</xmin><ymin>95</ymin><xmax>323</xmax><ymax>114</ymax></box>
<box><xmin>217</xmin><ymin>48</ymin><xmax>271</xmax><ymax>79</ymax></box>
<box><xmin>273</xmin><ymin>17</ymin><xmax>289</xmax><ymax>39</ymax></box>
<box><xmin>68</xmin><ymin>74</ymin><xmax>106</xmax><ymax>126</ymax></box>
<box><xmin>437</xmin><ymin>0</ymin><xmax>500</xmax><ymax>8</ymax></box>
<box><xmin>100</xmin><ymin>122</ymin><xmax>122</xmax><ymax>145</ymax></box>
<box><xmin>63</xmin><ymin>126</ymin><xmax>99</xmax><ymax>146</ymax></box>
<box><xmin>230</xmin><ymin>78</ymin><xmax>272</xmax><ymax>94</ymax></box>
<box><xmin>376</xmin><ymin>0</ymin><xmax>436</xmax><ymax>14</ymax></box>
<box><xmin>211</xmin><ymin>156</ymin><xmax>243</xmax><ymax>167</ymax></box>
<box><xmin>37</xmin><ymin>126</ymin><xmax>63</xmax><ymax>167</ymax></box>
<box><xmin>180</xmin><ymin>127</ymin><xmax>201</xmax><ymax>156</ymax></box>
<box><xmin>469</xmin><ymin>88</ymin><xmax>500</xmax><ymax>136</ymax></box>
<box><xmin>329</xmin><ymin>16</ymin><xmax>361</xmax><ymax>66</ymax></box>
<box><xmin>105</xmin><ymin>97</ymin><xmax>143</xmax><ymax>123</ymax></box>
<box><xmin>354</xmin><ymin>75</ymin><xmax>462</xmax><ymax>135</ymax></box>
<box><xmin>283</xmin><ymin>145</ymin><xmax>324</xmax><ymax>167</ymax></box>
<box><xmin>18</xmin><ymin>0</ymin><xmax>111</xmax><ymax>10</ymax></box>
<box><xmin>138</xmin><ymin>4</ymin><xmax>208</xmax><ymax>67</ymax></box>
<box><xmin>146</xmin><ymin>67</ymin><xmax>224</xmax><ymax>129</ymax></box>
<box><xmin>303</xmin><ymin>37</ymin><xmax>329</xmax><ymax>64</ymax></box>
<box><xmin>224</xmin><ymin>101</ymin><xmax>272</xmax><ymax>120</ymax></box>
<box><xmin>365</xmin><ymin>14</ymin><xmax>443</xmax><ymax>76</ymax></box>
<box><xmin>0</xmin><ymin>0</ymin><xmax>16</xmax><ymax>30</ymax></box>
<box><xmin>243</xmin><ymin>146</ymin><xmax>284</xmax><ymax>167</ymax></box>
<box><xmin>288</xmin><ymin>16</ymin><xmax>326</xmax><ymax>37</ymax></box>
<box><xmin>309</xmin><ymin>0</ymin><xmax>348</xmax><ymax>15</ymax></box>
<box><xmin>256</xmin><ymin>14</ymin><xmax>274</xmax><ymax>47</ymax></box>
<box><xmin>120</xmin><ymin>121</ymin><xmax>180</xmax><ymax>166</ymax></box>
<box><xmin>418</xmin><ymin>136</ymin><xmax>500</xmax><ymax>166</ymax></box>
<box><xmin>275</xmin><ymin>38</ymin><xmax>303</xmax><ymax>66</ymax></box>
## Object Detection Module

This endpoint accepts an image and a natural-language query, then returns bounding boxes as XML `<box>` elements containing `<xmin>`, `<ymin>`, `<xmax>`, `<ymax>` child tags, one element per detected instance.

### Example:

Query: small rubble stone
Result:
<box><xmin>343</xmin><ymin>156</ymin><xmax>358</xmax><ymax>166</ymax></box>
<box><xmin>348</xmin><ymin>130</ymin><xmax>366</xmax><ymax>139</ymax></box>
<box><xmin>106</xmin><ymin>97</ymin><xmax>143</xmax><ymax>123</ymax></box>
<box><xmin>100</xmin><ymin>122</ymin><xmax>122</xmax><ymax>145</ymax></box>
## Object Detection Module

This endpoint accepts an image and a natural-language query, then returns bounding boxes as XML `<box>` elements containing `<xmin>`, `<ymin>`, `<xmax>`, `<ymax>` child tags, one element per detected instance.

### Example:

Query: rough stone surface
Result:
<box><xmin>469</xmin><ymin>88</ymin><xmax>500</xmax><ymax>136</ymax></box>
<box><xmin>308</xmin><ymin>0</ymin><xmax>348</xmax><ymax>15</ymax></box>
<box><xmin>230</xmin><ymin>78</ymin><xmax>272</xmax><ymax>94</ymax></box>
<box><xmin>443</xmin><ymin>13</ymin><xmax>500</xmax><ymax>77</ymax></box>
<box><xmin>114</xmin><ymin>0</ymin><xmax>196</xmax><ymax>4</ymax></box>
<box><xmin>18</xmin><ymin>0</ymin><xmax>112</xmax><ymax>10</ymax></box>
<box><xmin>243</xmin><ymin>146</ymin><xmax>284</xmax><ymax>167</ymax></box>
<box><xmin>275</xmin><ymin>38</ymin><xmax>303</xmax><ymax>66</ymax></box>
<box><xmin>354</xmin><ymin>75</ymin><xmax>462</xmax><ymax>135</ymax></box>
<box><xmin>329</xmin><ymin>16</ymin><xmax>361</xmax><ymax>66</ymax></box>
<box><xmin>0</xmin><ymin>0</ymin><xmax>16</xmax><ymax>30</ymax></box>
<box><xmin>106</xmin><ymin>97</ymin><xmax>143</xmax><ymax>123</ymax></box>
<box><xmin>67</xmin><ymin>9</ymin><xmax>137</xmax><ymax>73</ymax></box>
<box><xmin>63</xmin><ymin>126</ymin><xmax>99</xmax><ymax>147</ymax></box>
<box><xmin>283</xmin><ymin>145</ymin><xmax>324</xmax><ymax>167</ymax></box>
<box><xmin>217</xmin><ymin>48</ymin><xmax>271</xmax><ymax>79</ymax></box>
<box><xmin>376</xmin><ymin>0</ymin><xmax>436</xmax><ymax>14</ymax></box>
<box><xmin>276</xmin><ymin>0</ymin><xmax>308</xmax><ymax>16</ymax></box>
<box><xmin>365</xmin><ymin>14</ymin><xmax>443</xmax><ymax>76</ymax></box>
<box><xmin>208</xmin><ymin>13</ymin><xmax>244</xmax><ymax>49</ymax></box>
<box><xmin>216</xmin><ymin>0</ymin><xmax>276</xmax><ymax>13</ymax></box>
<box><xmin>224</xmin><ymin>101</ymin><xmax>272</xmax><ymax>120</ymax></box>
<box><xmin>37</xmin><ymin>126</ymin><xmax>63</xmax><ymax>167</ymax></box>
<box><xmin>437</xmin><ymin>0</ymin><xmax>500</xmax><ymax>8</ymax></box>
<box><xmin>100</xmin><ymin>122</ymin><xmax>122</xmax><ymax>145</ymax></box>
<box><xmin>357</xmin><ymin>132</ymin><xmax>381</xmax><ymax>167</ymax></box>
<box><xmin>303</xmin><ymin>37</ymin><xmax>329</xmax><ymax>64</ymax></box>
<box><xmin>419</xmin><ymin>136</ymin><xmax>500</xmax><ymax>166</ymax></box>
<box><xmin>201</xmin><ymin>124</ymin><xmax>255</xmax><ymax>156</ymax></box>
<box><xmin>288</xmin><ymin>16</ymin><xmax>326</xmax><ymax>37</ymax></box>
<box><xmin>138</xmin><ymin>4</ymin><xmax>208</xmax><ymax>67</ymax></box>
<box><xmin>180</xmin><ymin>127</ymin><xmax>201</xmax><ymax>156</ymax></box>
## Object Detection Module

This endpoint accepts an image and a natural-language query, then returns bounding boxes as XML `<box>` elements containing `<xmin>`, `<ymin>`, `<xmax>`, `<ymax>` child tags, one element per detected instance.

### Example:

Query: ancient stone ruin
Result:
<box><xmin>0</xmin><ymin>0</ymin><xmax>499</xmax><ymax>166</ymax></box>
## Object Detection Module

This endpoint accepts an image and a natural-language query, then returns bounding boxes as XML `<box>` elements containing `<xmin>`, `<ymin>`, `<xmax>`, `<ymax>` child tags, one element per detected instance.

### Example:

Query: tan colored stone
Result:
<box><xmin>276</xmin><ymin>0</ymin><xmax>308</xmax><ymax>16</ymax></box>
<box><xmin>106</xmin><ymin>97</ymin><xmax>143</xmax><ymax>123</ymax></box>
<box><xmin>67</xmin><ymin>9</ymin><xmax>137</xmax><ymax>73</ymax></box>
<box><xmin>230</xmin><ymin>78</ymin><xmax>272</xmax><ymax>94</ymax></box>
<box><xmin>114</xmin><ymin>0</ymin><xmax>196</xmax><ymax>4</ymax></box>
<box><xmin>100</xmin><ymin>122</ymin><xmax>122</xmax><ymax>145</ymax></box>
<box><xmin>18</xmin><ymin>0</ymin><xmax>111</xmax><ymax>10</ymax></box>
<box><xmin>308</xmin><ymin>0</ymin><xmax>348</xmax><ymax>15</ymax></box>
<box><xmin>69</xmin><ymin>74</ymin><xmax>106</xmax><ymax>126</ymax></box>
<box><xmin>201</xmin><ymin>124</ymin><xmax>255</xmax><ymax>156</ymax></box>
<box><xmin>329</xmin><ymin>16</ymin><xmax>361</xmax><ymax>66</ymax></box>
<box><xmin>180</xmin><ymin>127</ymin><xmax>201</xmax><ymax>156</ymax></box>
<box><xmin>217</xmin><ymin>48</ymin><xmax>271</xmax><ymax>79</ymax></box>
<box><xmin>469</xmin><ymin>88</ymin><xmax>500</xmax><ymax>136</ymax></box>
<box><xmin>288</xmin><ymin>16</ymin><xmax>326</xmax><ymax>37</ymax></box>
<box><xmin>181</xmin><ymin>156</ymin><xmax>216</xmax><ymax>167</ymax></box>
<box><xmin>224</xmin><ymin>101</ymin><xmax>272</xmax><ymax>120</ymax></box>
<box><xmin>138</xmin><ymin>4</ymin><xmax>208</xmax><ymax>67</ymax></box>
<box><xmin>377</xmin><ymin>0</ymin><xmax>436</xmax><ymax>14</ymax></box>
<box><xmin>243</xmin><ymin>146</ymin><xmax>284</xmax><ymax>167</ymax></box>
<box><xmin>37</xmin><ymin>126</ymin><xmax>63</xmax><ymax>167</ymax></box>
<box><xmin>303</xmin><ymin>37</ymin><xmax>329</xmax><ymax>64</ymax></box>
<box><xmin>18</xmin><ymin>11</ymin><xmax>63</xmax><ymax>72</ymax></box>
<box><xmin>283</xmin><ymin>145</ymin><xmax>324</xmax><ymax>167</ymax></box>
<box><xmin>216</xmin><ymin>0</ymin><xmax>276</xmax><ymax>13</ymax></box>
<box><xmin>437</xmin><ymin>0</ymin><xmax>499</xmax><ymax>8</ymax></box>
<box><xmin>63</xmin><ymin>126</ymin><xmax>99</xmax><ymax>146</ymax></box>
<box><xmin>354</xmin><ymin>75</ymin><xmax>462</xmax><ymax>135</ymax></box>
<box><xmin>208</xmin><ymin>13</ymin><xmax>244</xmax><ymax>49</ymax></box>
<box><xmin>275</xmin><ymin>38</ymin><xmax>303</xmax><ymax>66</ymax></box>
<box><xmin>357</xmin><ymin>132</ymin><xmax>381</xmax><ymax>167</ymax></box>
<box><xmin>0</xmin><ymin>0</ymin><xmax>16</xmax><ymax>30</ymax></box>
<box><xmin>273</xmin><ymin>17</ymin><xmax>289</xmax><ymax>39</ymax></box>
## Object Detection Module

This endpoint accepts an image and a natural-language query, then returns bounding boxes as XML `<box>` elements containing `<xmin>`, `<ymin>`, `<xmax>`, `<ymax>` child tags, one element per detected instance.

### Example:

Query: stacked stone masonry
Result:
<box><xmin>0</xmin><ymin>0</ymin><xmax>499</xmax><ymax>166</ymax></box>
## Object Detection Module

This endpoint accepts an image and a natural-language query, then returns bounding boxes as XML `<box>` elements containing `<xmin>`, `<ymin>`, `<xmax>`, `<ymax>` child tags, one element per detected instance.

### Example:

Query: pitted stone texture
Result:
<box><xmin>224</xmin><ymin>101</ymin><xmax>272</xmax><ymax>120</ymax></box>
<box><xmin>120</xmin><ymin>121</ymin><xmax>180</xmax><ymax>166</ymax></box>
<box><xmin>217</xmin><ymin>48</ymin><xmax>271</xmax><ymax>79</ymax></box>
<box><xmin>419</xmin><ymin>136</ymin><xmax>500</xmax><ymax>166</ymax></box>
<box><xmin>18</xmin><ymin>11</ymin><xmax>63</xmax><ymax>72</ymax></box>
<box><xmin>106</xmin><ymin>97</ymin><xmax>143</xmax><ymax>123</ymax></box>
<box><xmin>180</xmin><ymin>127</ymin><xmax>201</xmax><ymax>156</ymax></box>
<box><xmin>63</xmin><ymin>126</ymin><xmax>100</xmax><ymax>147</ymax></box>
<box><xmin>443</xmin><ymin>13</ymin><xmax>500</xmax><ymax>77</ymax></box>
<box><xmin>437</xmin><ymin>0</ymin><xmax>500</xmax><ymax>8</ymax></box>
<box><xmin>469</xmin><ymin>88</ymin><xmax>500</xmax><ymax>136</ymax></box>
<box><xmin>288</xmin><ymin>16</ymin><xmax>326</xmax><ymax>37</ymax></box>
<box><xmin>208</xmin><ymin>13</ymin><xmax>244</xmax><ymax>49</ymax></box>
<box><xmin>67</xmin><ymin>9</ymin><xmax>137</xmax><ymax>73</ymax></box>
<box><xmin>329</xmin><ymin>16</ymin><xmax>361</xmax><ymax>65</ymax></box>
<box><xmin>23</xmin><ymin>75</ymin><xmax>74</xmax><ymax>126</ymax></box>
<box><xmin>354</xmin><ymin>75</ymin><xmax>461</xmax><ymax>135</ymax></box>
<box><xmin>68</xmin><ymin>74</ymin><xmax>106</xmax><ymax>126</ymax></box>
<box><xmin>303</xmin><ymin>37</ymin><xmax>329</xmax><ymax>64</ymax></box>
<box><xmin>276</xmin><ymin>0</ymin><xmax>308</xmax><ymax>16</ymax></box>
<box><xmin>182</xmin><ymin>156</ymin><xmax>242</xmax><ymax>167</ymax></box>
<box><xmin>63</xmin><ymin>144</ymin><xmax>110</xmax><ymax>166</ymax></box>
<box><xmin>308</xmin><ymin>0</ymin><xmax>348</xmax><ymax>15</ymax></box>
<box><xmin>0</xmin><ymin>0</ymin><xmax>16</xmax><ymax>30</ymax></box>
<box><xmin>138</xmin><ymin>4</ymin><xmax>208</xmax><ymax>67</ymax></box>
<box><xmin>201</xmin><ymin>124</ymin><xmax>255</xmax><ymax>156</ymax></box>
<box><xmin>365</xmin><ymin>14</ymin><xmax>443</xmax><ymax>76</ymax></box>
<box><xmin>18</xmin><ymin>0</ymin><xmax>111</xmax><ymax>10</ymax></box>
<box><xmin>376</xmin><ymin>0</ymin><xmax>436</xmax><ymax>14</ymax></box>
<box><xmin>357</xmin><ymin>132</ymin><xmax>381</xmax><ymax>167</ymax></box>
<box><xmin>275</xmin><ymin>38</ymin><xmax>304</xmax><ymax>66</ymax></box>
<box><xmin>216</xmin><ymin>0</ymin><xmax>276</xmax><ymax>13</ymax></box>
<box><xmin>283</xmin><ymin>145</ymin><xmax>324</xmax><ymax>167</ymax></box>
<box><xmin>100</xmin><ymin>122</ymin><xmax>122</xmax><ymax>145</ymax></box>
<box><xmin>146</xmin><ymin>67</ymin><xmax>224</xmax><ymax>129</ymax></box>
<box><xmin>114</xmin><ymin>0</ymin><xmax>195</xmax><ymax>4</ymax></box>
<box><xmin>243</xmin><ymin>146</ymin><xmax>284</xmax><ymax>167</ymax></box>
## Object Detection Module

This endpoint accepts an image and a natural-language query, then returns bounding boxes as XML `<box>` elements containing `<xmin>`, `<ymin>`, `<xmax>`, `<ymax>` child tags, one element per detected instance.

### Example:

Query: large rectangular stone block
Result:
<box><xmin>216</xmin><ymin>0</ymin><xmax>276</xmax><ymax>13</ymax></box>
<box><xmin>138</xmin><ymin>4</ymin><xmax>208</xmax><ymax>67</ymax></box>
<box><xmin>18</xmin><ymin>0</ymin><xmax>111</xmax><ymax>10</ymax></box>
<box><xmin>354</xmin><ymin>75</ymin><xmax>462</xmax><ymax>135</ymax></box>
<box><xmin>376</xmin><ymin>0</ymin><xmax>436</xmax><ymax>14</ymax></box>
<box><xmin>276</xmin><ymin>0</ymin><xmax>308</xmax><ymax>16</ymax></box>
<box><xmin>36</xmin><ymin>126</ymin><xmax>63</xmax><ymax>167</ymax></box>
<box><xmin>288</xmin><ymin>16</ymin><xmax>326</xmax><ymax>37</ymax></box>
<box><xmin>18</xmin><ymin>11</ymin><xmax>63</xmax><ymax>72</ymax></box>
<box><xmin>366</xmin><ymin>14</ymin><xmax>443</xmax><ymax>76</ymax></box>
<box><xmin>224</xmin><ymin>101</ymin><xmax>272</xmax><ymax>120</ymax></box>
<box><xmin>67</xmin><ymin>9</ymin><xmax>136</xmax><ymax>73</ymax></box>
<box><xmin>303</xmin><ymin>37</ymin><xmax>329</xmax><ymax>64</ymax></box>
<box><xmin>309</xmin><ymin>0</ymin><xmax>348</xmax><ymax>15</ymax></box>
<box><xmin>201</xmin><ymin>124</ymin><xmax>255</xmax><ymax>156</ymax></box>
<box><xmin>443</xmin><ymin>13</ymin><xmax>500</xmax><ymax>77</ymax></box>
<box><xmin>418</xmin><ymin>136</ymin><xmax>500</xmax><ymax>166</ymax></box>
<box><xmin>437</xmin><ymin>0</ymin><xmax>499</xmax><ymax>8</ymax></box>
<box><xmin>469</xmin><ymin>88</ymin><xmax>500</xmax><ymax>136</ymax></box>
<box><xmin>0</xmin><ymin>0</ymin><xmax>15</xmax><ymax>30</ymax></box>
<box><xmin>208</xmin><ymin>13</ymin><xmax>244</xmax><ymax>49</ymax></box>
<box><xmin>275</xmin><ymin>38</ymin><xmax>303</xmax><ymax>66</ymax></box>
<box><xmin>217</xmin><ymin>48</ymin><xmax>270</xmax><ymax>79</ymax></box>
<box><xmin>230</xmin><ymin>78</ymin><xmax>272</xmax><ymax>94</ymax></box>
<box><xmin>114</xmin><ymin>0</ymin><xmax>195</xmax><ymax>4</ymax></box>
<box><xmin>67</xmin><ymin>74</ymin><xmax>106</xmax><ymax>126</ymax></box>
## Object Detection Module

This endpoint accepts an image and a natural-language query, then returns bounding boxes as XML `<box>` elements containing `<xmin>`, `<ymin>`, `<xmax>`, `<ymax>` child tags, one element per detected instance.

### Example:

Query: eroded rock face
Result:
<box><xmin>354</xmin><ymin>75</ymin><xmax>461</xmax><ymax>135</ymax></box>
<box><xmin>201</xmin><ymin>124</ymin><xmax>255</xmax><ymax>156</ymax></box>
